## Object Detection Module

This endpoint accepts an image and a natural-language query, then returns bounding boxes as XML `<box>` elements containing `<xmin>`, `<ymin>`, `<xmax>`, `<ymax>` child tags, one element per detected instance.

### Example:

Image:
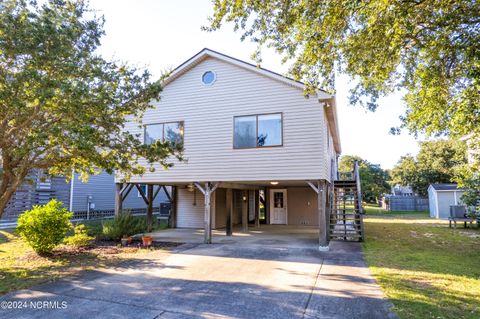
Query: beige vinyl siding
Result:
<box><xmin>176</xmin><ymin>188</ymin><xmax>204</xmax><ymax>228</ymax></box>
<box><xmin>287</xmin><ymin>187</ymin><xmax>319</xmax><ymax>226</ymax></box>
<box><xmin>121</xmin><ymin>56</ymin><xmax>330</xmax><ymax>183</ymax></box>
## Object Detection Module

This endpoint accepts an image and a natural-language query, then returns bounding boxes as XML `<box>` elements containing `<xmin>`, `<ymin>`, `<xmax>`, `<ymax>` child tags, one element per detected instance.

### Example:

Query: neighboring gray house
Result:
<box><xmin>428</xmin><ymin>184</ymin><xmax>465</xmax><ymax>219</ymax></box>
<box><xmin>2</xmin><ymin>170</ymin><xmax>166</xmax><ymax>221</ymax></box>
<box><xmin>69</xmin><ymin>171</ymin><xmax>165</xmax><ymax>213</ymax></box>
<box><xmin>391</xmin><ymin>185</ymin><xmax>415</xmax><ymax>196</ymax></box>
<box><xmin>3</xmin><ymin>170</ymin><xmax>70</xmax><ymax>220</ymax></box>
<box><xmin>115</xmin><ymin>48</ymin><xmax>343</xmax><ymax>249</ymax></box>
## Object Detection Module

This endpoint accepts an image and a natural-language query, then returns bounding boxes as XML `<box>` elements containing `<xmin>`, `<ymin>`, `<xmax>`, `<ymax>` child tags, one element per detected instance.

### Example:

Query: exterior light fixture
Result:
<box><xmin>187</xmin><ymin>183</ymin><xmax>195</xmax><ymax>192</ymax></box>
<box><xmin>242</xmin><ymin>196</ymin><xmax>247</xmax><ymax>201</ymax></box>
<box><xmin>270</xmin><ymin>181</ymin><xmax>279</xmax><ymax>185</ymax></box>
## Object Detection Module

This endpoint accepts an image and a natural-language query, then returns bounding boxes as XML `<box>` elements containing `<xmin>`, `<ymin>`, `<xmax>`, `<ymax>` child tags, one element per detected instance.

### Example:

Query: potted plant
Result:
<box><xmin>121</xmin><ymin>235</ymin><xmax>129</xmax><ymax>246</ymax></box>
<box><xmin>142</xmin><ymin>234</ymin><xmax>153</xmax><ymax>247</ymax></box>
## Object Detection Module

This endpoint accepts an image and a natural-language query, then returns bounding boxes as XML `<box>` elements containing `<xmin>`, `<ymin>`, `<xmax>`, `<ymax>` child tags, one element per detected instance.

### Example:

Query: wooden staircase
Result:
<box><xmin>330</xmin><ymin>161</ymin><xmax>365</xmax><ymax>241</ymax></box>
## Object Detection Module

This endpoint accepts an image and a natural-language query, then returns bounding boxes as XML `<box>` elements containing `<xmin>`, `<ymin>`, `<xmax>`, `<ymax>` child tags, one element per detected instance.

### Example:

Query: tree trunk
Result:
<box><xmin>0</xmin><ymin>174</ymin><xmax>25</xmax><ymax>219</ymax></box>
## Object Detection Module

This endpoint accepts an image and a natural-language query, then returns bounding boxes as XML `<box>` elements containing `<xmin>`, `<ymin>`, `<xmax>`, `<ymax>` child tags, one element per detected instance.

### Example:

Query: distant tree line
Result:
<box><xmin>338</xmin><ymin>155</ymin><xmax>390</xmax><ymax>204</ymax></box>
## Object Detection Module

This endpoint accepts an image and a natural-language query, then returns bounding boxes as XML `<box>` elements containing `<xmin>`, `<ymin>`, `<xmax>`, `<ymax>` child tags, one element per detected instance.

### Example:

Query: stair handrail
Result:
<box><xmin>354</xmin><ymin>161</ymin><xmax>363</xmax><ymax>215</ymax></box>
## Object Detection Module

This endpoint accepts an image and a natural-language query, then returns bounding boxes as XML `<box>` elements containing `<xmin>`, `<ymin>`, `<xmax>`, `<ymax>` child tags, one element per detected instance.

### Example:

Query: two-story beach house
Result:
<box><xmin>115</xmin><ymin>48</ymin><xmax>344</xmax><ymax>250</ymax></box>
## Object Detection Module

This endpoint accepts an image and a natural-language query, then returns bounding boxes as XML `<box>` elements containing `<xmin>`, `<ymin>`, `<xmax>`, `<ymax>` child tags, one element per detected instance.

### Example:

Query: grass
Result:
<box><xmin>363</xmin><ymin>203</ymin><xmax>429</xmax><ymax>217</ymax></box>
<box><xmin>362</xmin><ymin>213</ymin><xmax>480</xmax><ymax>319</ymax></box>
<box><xmin>0</xmin><ymin>224</ymin><xmax>172</xmax><ymax>295</ymax></box>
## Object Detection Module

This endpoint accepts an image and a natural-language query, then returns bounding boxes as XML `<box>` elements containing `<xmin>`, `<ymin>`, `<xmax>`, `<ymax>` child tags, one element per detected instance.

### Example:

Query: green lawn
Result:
<box><xmin>362</xmin><ymin>214</ymin><xmax>480</xmax><ymax>319</ymax></box>
<box><xmin>363</xmin><ymin>204</ymin><xmax>429</xmax><ymax>217</ymax></box>
<box><xmin>0</xmin><ymin>226</ymin><xmax>171</xmax><ymax>295</ymax></box>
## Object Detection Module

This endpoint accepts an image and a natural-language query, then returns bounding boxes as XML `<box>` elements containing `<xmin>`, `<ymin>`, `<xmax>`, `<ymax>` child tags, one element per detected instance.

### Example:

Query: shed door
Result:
<box><xmin>270</xmin><ymin>189</ymin><xmax>287</xmax><ymax>224</ymax></box>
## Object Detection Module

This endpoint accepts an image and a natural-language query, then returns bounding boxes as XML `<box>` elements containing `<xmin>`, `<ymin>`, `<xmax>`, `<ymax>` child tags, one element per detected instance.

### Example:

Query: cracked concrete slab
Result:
<box><xmin>0</xmin><ymin>227</ymin><xmax>396</xmax><ymax>319</ymax></box>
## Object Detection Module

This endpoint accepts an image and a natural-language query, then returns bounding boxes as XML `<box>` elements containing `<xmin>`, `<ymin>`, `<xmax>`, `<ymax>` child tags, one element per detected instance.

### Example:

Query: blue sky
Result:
<box><xmin>89</xmin><ymin>0</ymin><xmax>421</xmax><ymax>169</ymax></box>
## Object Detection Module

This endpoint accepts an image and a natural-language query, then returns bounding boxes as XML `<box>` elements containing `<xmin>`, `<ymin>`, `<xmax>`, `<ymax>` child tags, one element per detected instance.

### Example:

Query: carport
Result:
<box><xmin>148</xmin><ymin>225</ymin><xmax>320</xmax><ymax>248</ymax></box>
<box><xmin>115</xmin><ymin>180</ymin><xmax>332</xmax><ymax>250</ymax></box>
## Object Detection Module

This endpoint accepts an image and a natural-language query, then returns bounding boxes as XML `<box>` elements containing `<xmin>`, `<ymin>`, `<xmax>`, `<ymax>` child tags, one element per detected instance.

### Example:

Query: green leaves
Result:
<box><xmin>390</xmin><ymin>140</ymin><xmax>468</xmax><ymax>196</ymax></box>
<box><xmin>16</xmin><ymin>199</ymin><xmax>73</xmax><ymax>255</ymax></box>
<box><xmin>207</xmin><ymin>0</ymin><xmax>480</xmax><ymax>137</ymax></box>
<box><xmin>339</xmin><ymin>155</ymin><xmax>390</xmax><ymax>203</ymax></box>
<box><xmin>0</xmin><ymin>1</ymin><xmax>182</xmax><ymax>217</ymax></box>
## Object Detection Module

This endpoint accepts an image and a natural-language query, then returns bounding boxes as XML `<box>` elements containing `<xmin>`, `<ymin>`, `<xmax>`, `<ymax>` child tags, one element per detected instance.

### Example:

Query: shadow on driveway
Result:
<box><xmin>0</xmin><ymin>239</ymin><xmax>397</xmax><ymax>319</ymax></box>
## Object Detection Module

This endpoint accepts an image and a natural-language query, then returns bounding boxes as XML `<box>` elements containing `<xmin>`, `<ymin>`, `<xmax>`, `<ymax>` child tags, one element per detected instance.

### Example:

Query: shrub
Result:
<box><xmin>83</xmin><ymin>220</ymin><xmax>104</xmax><ymax>238</ymax></box>
<box><xmin>102</xmin><ymin>212</ymin><xmax>144</xmax><ymax>241</ymax></box>
<box><xmin>64</xmin><ymin>224</ymin><xmax>95</xmax><ymax>247</ymax></box>
<box><xmin>17</xmin><ymin>199</ymin><xmax>72</xmax><ymax>254</ymax></box>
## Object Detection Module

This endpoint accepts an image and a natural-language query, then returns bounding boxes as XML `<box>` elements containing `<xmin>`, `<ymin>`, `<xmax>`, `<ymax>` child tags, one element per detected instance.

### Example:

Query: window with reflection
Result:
<box><xmin>258</xmin><ymin>114</ymin><xmax>282</xmax><ymax>146</ymax></box>
<box><xmin>144</xmin><ymin>122</ymin><xmax>184</xmax><ymax>147</ymax></box>
<box><xmin>234</xmin><ymin>116</ymin><xmax>256</xmax><ymax>148</ymax></box>
<box><xmin>233</xmin><ymin>113</ymin><xmax>282</xmax><ymax>149</ymax></box>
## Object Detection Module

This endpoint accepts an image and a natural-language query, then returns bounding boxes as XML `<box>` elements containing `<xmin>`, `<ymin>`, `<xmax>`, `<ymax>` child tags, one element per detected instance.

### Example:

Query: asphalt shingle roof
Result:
<box><xmin>430</xmin><ymin>184</ymin><xmax>459</xmax><ymax>191</ymax></box>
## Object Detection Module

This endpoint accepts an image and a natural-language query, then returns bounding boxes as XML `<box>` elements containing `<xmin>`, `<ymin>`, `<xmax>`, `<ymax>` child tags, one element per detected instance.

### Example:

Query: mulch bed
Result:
<box><xmin>17</xmin><ymin>240</ymin><xmax>184</xmax><ymax>262</ymax></box>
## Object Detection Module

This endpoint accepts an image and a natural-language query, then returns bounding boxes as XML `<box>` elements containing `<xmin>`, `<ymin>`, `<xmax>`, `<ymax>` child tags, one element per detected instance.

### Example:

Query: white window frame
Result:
<box><xmin>137</xmin><ymin>184</ymin><xmax>148</xmax><ymax>198</ymax></box>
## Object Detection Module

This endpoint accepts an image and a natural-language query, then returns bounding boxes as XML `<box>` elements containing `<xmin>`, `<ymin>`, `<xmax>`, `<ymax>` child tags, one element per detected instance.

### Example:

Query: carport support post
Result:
<box><xmin>169</xmin><ymin>186</ymin><xmax>177</xmax><ymax>228</ymax></box>
<box><xmin>114</xmin><ymin>183</ymin><xmax>123</xmax><ymax>216</ymax></box>
<box><xmin>254</xmin><ymin>190</ymin><xmax>260</xmax><ymax>228</ymax></box>
<box><xmin>307</xmin><ymin>180</ymin><xmax>329</xmax><ymax>251</ymax></box>
<box><xmin>204</xmin><ymin>183</ymin><xmax>213</xmax><ymax>244</ymax></box>
<box><xmin>226</xmin><ymin>188</ymin><xmax>233</xmax><ymax>236</ymax></box>
<box><xmin>318</xmin><ymin>180</ymin><xmax>329</xmax><ymax>250</ymax></box>
<box><xmin>242</xmin><ymin>190</ymin><xmax>248</xmax><ymax>232</ymax></box>
<box><xmin>146</xmin><ymin>184</ymin><xmax>154</xmax><ymax>232</ymax></box>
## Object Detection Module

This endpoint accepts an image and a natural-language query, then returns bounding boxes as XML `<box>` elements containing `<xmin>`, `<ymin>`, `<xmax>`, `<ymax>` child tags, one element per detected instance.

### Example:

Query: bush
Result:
<box><xmin>81</xmin><ymin>220</ymin><xmax>103</xmax><ymax>238</ymax></box>
<box><xmin>101</xmin><ymin>213</ymin><xmax>145</xmax><ymax>241</ymax></box>
<box><xmin>17</xmin><ymin>199</ymin><xmax>72</xmax><ymax>254</ymax></box>
<box><xmin>64</xmin><ymin>224</ymin><xmax>94</xmax><ymax>247</ymax></box>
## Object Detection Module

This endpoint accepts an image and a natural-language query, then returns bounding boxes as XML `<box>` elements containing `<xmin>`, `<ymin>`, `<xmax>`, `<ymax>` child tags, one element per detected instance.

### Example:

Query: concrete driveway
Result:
<box><xmin>0</xmin><ymin>227</ymin><xmax>397</xmax><ymax>319</ymax></box>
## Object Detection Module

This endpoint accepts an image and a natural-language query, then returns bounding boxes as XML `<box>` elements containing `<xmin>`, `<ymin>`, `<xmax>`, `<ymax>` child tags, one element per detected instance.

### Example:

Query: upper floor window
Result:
<box><xmin>144</xmin><ymin>122</ymin><xmax>184</xmax><ymax>147</ymax></box>
<box><xmin>234</xmin><ymin>113</ymin><xmax>282</xmax><ymax>149</ymax></box>
<box><xmin>202</xmin><ymin>71</ymin><xmax>216</xmax><ymax>85</ymax></box>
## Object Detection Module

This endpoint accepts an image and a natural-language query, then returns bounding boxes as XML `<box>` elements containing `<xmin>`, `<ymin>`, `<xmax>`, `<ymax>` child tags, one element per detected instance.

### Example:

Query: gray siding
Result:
<box><xmin>3</xmin><ymin>172</ymin><xmax>70</xmax><ymax>220</ymax></box>
<box><xmin>120</xmin><ymin>56</ymin><xmax>332</xmax><ymax>184</ymax></box>
<box><xmin>71</xmin><ymin>172</ymin><xmax>166</xmax><ymax>212</ymax></box>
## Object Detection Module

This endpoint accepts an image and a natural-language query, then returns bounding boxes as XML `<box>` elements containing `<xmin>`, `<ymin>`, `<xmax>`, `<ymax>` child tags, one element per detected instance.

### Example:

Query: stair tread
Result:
<box><xmin>331</xmin><ymin>183</ymin><xmax>365</xmax><ymax>242</ymax></box>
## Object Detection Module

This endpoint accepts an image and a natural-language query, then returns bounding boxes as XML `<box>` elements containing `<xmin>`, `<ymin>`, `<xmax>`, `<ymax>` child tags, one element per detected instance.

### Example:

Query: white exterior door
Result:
<box><xmin>270</xmin><ymin>189</ymin><xmax>287</xmax><ymax>224</ymax></box>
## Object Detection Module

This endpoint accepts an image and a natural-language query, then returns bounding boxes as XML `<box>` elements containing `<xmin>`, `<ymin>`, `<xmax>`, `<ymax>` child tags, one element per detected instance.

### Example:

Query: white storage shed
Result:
<box><xmin>428</xmin><ymin>184</ymin><xmax>465</xmax><ymax>219</ymax></box>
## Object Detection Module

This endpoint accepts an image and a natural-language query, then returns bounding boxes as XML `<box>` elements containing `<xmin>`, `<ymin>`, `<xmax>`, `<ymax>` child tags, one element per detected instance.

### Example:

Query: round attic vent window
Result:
<box><xmin>202</xmin><ymin>71</ymin><xmax>216</xmax><ymax>85</ymax></box>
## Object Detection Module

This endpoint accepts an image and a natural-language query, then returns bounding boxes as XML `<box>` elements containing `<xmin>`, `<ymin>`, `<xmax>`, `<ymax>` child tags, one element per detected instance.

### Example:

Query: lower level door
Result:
<box><xmin>270</xmin><ymin>189</ymin><xmax>287</xmax><ymax>224</ymax></box>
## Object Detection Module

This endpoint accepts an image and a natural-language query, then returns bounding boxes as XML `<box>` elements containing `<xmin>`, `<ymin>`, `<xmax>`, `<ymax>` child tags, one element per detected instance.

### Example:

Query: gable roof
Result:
<box><xmin>430</xmin><ymin>184</ymin><xmax>460</xmax><ymax>191</ymax></box>
<box><xmin>162</xmin><ymin>48</ymin><xmax>341</xmax><ymax>153</ymax></box>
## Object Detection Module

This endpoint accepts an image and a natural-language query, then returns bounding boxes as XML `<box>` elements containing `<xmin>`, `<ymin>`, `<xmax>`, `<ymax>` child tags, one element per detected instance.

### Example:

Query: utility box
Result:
<box><xmin>450</xmin><ymin>205</ymin><xmax>466</xmax><ymax>218</ymax></box>
<box><xmin>159</xmin><ymin>202</ymin><xmax>171</xmax><ymax>220</ymax></box>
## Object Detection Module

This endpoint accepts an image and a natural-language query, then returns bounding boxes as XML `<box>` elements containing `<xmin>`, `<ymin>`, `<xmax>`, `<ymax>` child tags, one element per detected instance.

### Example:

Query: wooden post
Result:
<box><xmin>194</xmin><ymin>182</ymin><xmax>217</xmax><ymax>244</ymax></box>
<box><xmin>169</xmin><ymin>186</ymin><xmax>177</xmax><ymax>228</ymax></box>
<box><xmin>242</xmin><ymin>190</ymin><xmax>248</xmax><ymax>232</ymax></box>
<box><xmin>254</xmin><ymin>190</ymin><xmax>260</xmax><ymax>228</ymax></box>
<box><xmin>146</xmin><ymin>184</ymin><xmax>154</xmax><ymax>232</ymax></box>
<box><xmin>318</xmin><ymin>180</ymin><xmax>329</xmax><ymax>250</ymax></box>
<box><xmin>114</xmin><ymin>183</ymin><xmax>123</xmax><ymax>216</ymax></box>
<box><xmin>204</xmin><ymin>183</ymin><xmax>212</xmax><ymax>244</ymax></box>
<box><xmin>226</xmin><ymin>188</ymin><xmax>233</xmax><ymax>236</ymax></box>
